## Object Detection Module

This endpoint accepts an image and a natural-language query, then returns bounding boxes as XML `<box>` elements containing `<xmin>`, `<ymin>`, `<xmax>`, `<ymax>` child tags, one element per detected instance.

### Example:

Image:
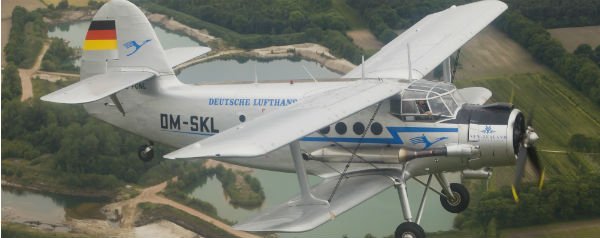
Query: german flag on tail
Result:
<box><xmin>83</xmin><ymin>20</ymin><xmax>117</xmax><ymax>51</ymax></box>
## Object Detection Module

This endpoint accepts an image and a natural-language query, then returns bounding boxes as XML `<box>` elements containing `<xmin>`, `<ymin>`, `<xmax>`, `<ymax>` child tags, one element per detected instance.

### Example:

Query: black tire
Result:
<box><xmin>137</xmin><ymin>144</ymin><xmax>154</xmax><ymax>162</ymax></box>
<box><xmin>440</xmin><ymin>183</ymin><xmax>470</xmax><ymax>213</ymax></box>
<box><xmin>395</xmin><ymin>222</ymin><xmax>425</xmax><ymax>238</ymax></box>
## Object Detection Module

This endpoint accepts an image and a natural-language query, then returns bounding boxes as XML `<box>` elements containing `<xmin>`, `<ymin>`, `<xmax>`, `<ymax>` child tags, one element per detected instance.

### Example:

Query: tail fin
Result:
<box><xmin>81</xmin><ymin>0</ymin><xmax>172</xmax><ymax>79</ymax></box>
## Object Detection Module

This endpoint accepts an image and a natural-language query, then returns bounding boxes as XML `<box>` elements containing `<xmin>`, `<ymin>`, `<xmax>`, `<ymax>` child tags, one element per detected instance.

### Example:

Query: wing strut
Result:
<box><xmin>289</xmin><ymin>141</ymin><xmax>330</xmax><ymax>206</ymax></box>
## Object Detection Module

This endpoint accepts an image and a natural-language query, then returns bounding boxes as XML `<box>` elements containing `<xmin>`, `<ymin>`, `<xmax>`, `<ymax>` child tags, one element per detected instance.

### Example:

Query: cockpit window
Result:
<box><xmin>393</xmin><ymin>79</ymin><xmax>461</xmax><ymax>121</ymax></box>
<box><xmin>442</xmin><ymin>94</ymin><xmax>458</xmax><ymax>114</ymax></box>
<box><xmin>428</xmin><ymin>97</ymin><xmax>449</xmax><ymax>115</ymax></box>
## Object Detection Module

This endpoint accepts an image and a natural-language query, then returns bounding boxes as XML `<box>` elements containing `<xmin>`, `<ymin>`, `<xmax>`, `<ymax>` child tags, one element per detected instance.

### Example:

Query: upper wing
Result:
<box><xmin>41</xmin><ymin>71</ymin><xmax>155</xmax><ymax>104</ymax></box>
<box><xmin>164</xmin><ymin>79</ymin><xmax>403</xmax><ymax>159</ymax></box>
<box><xmin>165</xmin><ymin>46</ymin><xmax>211</xmax><ymax>68</ymax></box>
<box><xmin>343</xmin><ymin>1</ymin><xmax>507</xmax><ymax>80</ymax></box>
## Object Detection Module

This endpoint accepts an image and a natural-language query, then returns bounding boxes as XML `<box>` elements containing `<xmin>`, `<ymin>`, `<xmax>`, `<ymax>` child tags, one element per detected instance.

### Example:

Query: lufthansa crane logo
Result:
<box><xmin>124</xmin><ymin>39</ymin><xmax>151</xmax><ymax>56</ymax></box>
<box><xmin>409</xmin><ymin>135</ymin><xmax>448</xmax><ymax>149</ymax></box>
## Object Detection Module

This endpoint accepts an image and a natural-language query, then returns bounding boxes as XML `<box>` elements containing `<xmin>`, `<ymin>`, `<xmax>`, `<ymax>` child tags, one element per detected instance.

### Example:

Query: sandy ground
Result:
<box><xmin>251</xmin><ymin>43</ymin><xmax>355</xmax><ymax>74</ymax></box>
<box><xmin>134</xmin><ymin>220</ymin><xmax>203</xmax><ymax>238</ymax></box>
<box><xmin>19</xmin><ymin>41</ymin><xmax>50</xmax><ymax>101</ymax></box>
<box><xmin>147</xmin><ymin>13</ymin><xmax>216</xmax><ymax>44</ymax></box>
<box><xmin>103</xmin><ymin>178</ymin><xmax>260</xmax><ymax>238</ymax></box>
<box><xmin>1</xmin><ymin>0</ymin><xmax>46</xmax><ymax>65</ymax></box>
<box><xmin>457</xmin><ymin>26</ymin><xmax>550</xmax><ymax>80</ymax></box>
<box><xmin>548</xmin><ymin>25</ymin><xmax>600</xmax><ymax>52</ymax></box>
<box><xmin>347</xmin><ymin>29</ymin><xmax>383</xmax><ymax>51</ymax></box>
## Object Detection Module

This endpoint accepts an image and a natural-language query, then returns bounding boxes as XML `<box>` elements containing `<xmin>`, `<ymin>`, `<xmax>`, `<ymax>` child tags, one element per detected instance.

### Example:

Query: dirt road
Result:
<box><xmin>19</xmin><ymin>42</ymin><xmax>50</xmax><ymax>101</ymax></box>
<box><xmin>107</xmin><ymin>178</ymin><xmax>261</xmax><ymax>238</ymax></box>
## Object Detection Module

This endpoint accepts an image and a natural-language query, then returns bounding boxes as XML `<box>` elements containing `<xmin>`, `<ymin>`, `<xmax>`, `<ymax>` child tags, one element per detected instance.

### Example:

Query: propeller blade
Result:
<box><xmin>527</xmin><ymin>109</ymin><xmax>535</xmax><ymax>127</ymax></box>
<box><xmin>512</xmin><ymin>144</ymin><xmax>528</xmax><ymax>203</ymax></box>
<box><xmin>527</xmin><ymin>146</ymin><xmax>545</xmax><ymax>190</ymax></box>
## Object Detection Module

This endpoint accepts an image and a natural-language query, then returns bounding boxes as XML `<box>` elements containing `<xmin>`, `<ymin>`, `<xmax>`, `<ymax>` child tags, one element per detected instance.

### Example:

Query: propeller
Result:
<box><xmin>511</xmin><ymin>112</ymin><xmax>544</xmax><ymax>203</ymax></box>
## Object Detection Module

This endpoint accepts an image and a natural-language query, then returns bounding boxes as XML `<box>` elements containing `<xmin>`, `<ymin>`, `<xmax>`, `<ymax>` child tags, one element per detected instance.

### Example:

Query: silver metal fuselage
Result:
<box><xmin>85</xmin><ymin>76</ymin><xmax>517</xmax><ymax>178</ymax></box>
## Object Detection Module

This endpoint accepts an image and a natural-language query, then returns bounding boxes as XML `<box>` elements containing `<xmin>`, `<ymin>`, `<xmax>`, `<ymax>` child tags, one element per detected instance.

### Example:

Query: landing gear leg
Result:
<box><xmin>393</xmin><ymin>176</ymin><xmax>425</xmax><ymax>238</ymax></box>
<box><xmin>137</xmin><ymin>141</ymin><xmax>154</xmax><ymax>162</ymax></box>
<box><xmin>435</xmin><ymin>173</ymin><xmax>469</xmax><ymax>213</ymax></box>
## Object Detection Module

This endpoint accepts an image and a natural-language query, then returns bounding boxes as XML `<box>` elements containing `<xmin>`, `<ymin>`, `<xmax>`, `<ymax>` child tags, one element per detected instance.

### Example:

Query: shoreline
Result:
<box><xmin>48</xmin><ymin>9</ymin><xmax>356</xmax><ymax>75</ymax></box>
<box><xmin>1</xmin><ymin>179</ymin><xmax>115</xmax><ymax>199</ymax></box>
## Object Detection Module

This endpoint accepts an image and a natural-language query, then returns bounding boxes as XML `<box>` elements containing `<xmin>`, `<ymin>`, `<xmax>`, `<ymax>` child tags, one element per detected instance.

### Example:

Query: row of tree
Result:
<box><xmin>143</xmin><ymin>2</ymin><xmax>363</xmax><ymax>64</ymax></box>
<box><xmin>151</xmin><ymin>0</ymin><xmax>346</xmax><ymax>34</ymax></box>
<box><xmin>503</xmin><ymin>0</ymin><xmax>600</xmax><ymax>28</ymax></box>
<box><xmin>495</xmin><ymin>11</ymin><xmax>600</xmax><ymax>105</ymax></box>
<box><xmin>574</xmin><ymin>44</ymin><xmax>600</xmax><ymax>68</ymax></box>
<box><xmin>347</xmin><ymin>0</ymin><xmax>469</xmax><ymax>43</ymax></box>
<box><xmin>457</xmin><ymin>172</ymin><xmax>600</xmax><ymax>233</ymax></box>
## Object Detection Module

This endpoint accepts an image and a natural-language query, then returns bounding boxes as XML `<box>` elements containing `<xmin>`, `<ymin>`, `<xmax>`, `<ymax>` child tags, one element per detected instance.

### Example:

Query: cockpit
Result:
<box><xmin>390</xmin><ymin>79</ymin><xmax>464</xmax><ymax>121</ymax></box>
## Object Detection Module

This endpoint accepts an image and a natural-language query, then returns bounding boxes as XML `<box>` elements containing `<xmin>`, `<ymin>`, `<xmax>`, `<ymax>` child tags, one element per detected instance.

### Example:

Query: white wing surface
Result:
<box><xmin>164</xmin><ymin>79</ymin><xmax>403</xmax><ymax>159</ymax></box>
<box><xmin>41</xmin><ymin>71</ymin><xmax>155</xmax><ymax>104</ymax></box>
<box><xmin>343</xmin><ymin>0</ymin><xmax>507</xmax><ymax>80</ymax></box>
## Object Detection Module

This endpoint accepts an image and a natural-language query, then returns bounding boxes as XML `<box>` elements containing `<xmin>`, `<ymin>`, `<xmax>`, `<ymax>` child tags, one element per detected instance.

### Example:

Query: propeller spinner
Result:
<box><xmin>511</xmin><ymin>112</ymin><xmax>543</xmax><ymax>203</ymax></box>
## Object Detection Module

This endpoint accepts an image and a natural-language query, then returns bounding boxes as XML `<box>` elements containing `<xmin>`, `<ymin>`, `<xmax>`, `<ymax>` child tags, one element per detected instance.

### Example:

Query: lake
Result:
<box><xmin>45</xmin><ymin>21</ymin><xmax>458</xmax><ymax>237</ymax></box>
<box><xmin>1</xmin><ymin>186</ymin><xmax>108</xmax><ymax>225</ymax></box>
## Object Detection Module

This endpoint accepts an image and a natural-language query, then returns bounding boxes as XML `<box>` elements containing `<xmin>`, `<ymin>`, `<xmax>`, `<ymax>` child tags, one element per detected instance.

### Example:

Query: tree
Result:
<box><xmin>1</xmin><ymin>64</ymin><xmax>22</xmax><ymax>102</ymax></box>
<box><xmin>574</xmin><ymin>44</ymin><xmax>594</xmax><ymax>59</ymax></box>
<box><xmin>57</xmin><ymin>0</ymin><xmax>69</xmax><ymax>9</ymax></box>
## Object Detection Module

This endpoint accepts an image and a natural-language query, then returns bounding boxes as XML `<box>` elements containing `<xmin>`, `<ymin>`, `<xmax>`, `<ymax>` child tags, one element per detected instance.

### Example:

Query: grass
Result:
<box><xmin>500</xmin><ymin>219</ymin><xmax>600</xmax><ymax>238</ymax></box>
<box><xmin>331</xmin><ymin>0</ymin><xmax>367</xmax><ymax>29</ymax></box>
<box><xmin>455</xmin><ymin>73</ymin><xmax>600</xmax><ymax>183</ymax></box>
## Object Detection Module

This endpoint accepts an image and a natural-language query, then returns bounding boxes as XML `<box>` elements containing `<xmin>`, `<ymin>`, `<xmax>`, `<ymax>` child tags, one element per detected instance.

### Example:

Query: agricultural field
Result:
<box><xmin>548</xmin><ymin>26</ymin><xmax>600</xmax><ymax>52</ymax></box>
<box><xmin>457</xmin><ymin>26</ymin><xmax>550</xmax><ymax>80</ymax></box>
<box><xmin>500</xmin><ymin>219</ymin><xmax>600</xmax><ymax>238</ymax></box>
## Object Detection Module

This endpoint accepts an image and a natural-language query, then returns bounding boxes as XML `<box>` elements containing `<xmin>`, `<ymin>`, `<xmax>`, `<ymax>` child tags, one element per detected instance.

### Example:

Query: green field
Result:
<box><xmin>456</xmin><ymin>73</ymin><xmax>600</xmax><ymax>179</ymax></box>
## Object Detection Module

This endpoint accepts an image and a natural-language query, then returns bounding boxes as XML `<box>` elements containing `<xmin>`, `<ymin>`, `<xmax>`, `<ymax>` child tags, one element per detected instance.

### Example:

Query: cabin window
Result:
<box><xmin>353</xmin><ymin>122</ymin><xmax>365</xmax><ymax>135</ymax></box>
<box><xmin>371</xmin><ymin>122</ymin><xmax>383</xmax><ymax>135</ymax></box>
<box><xmin>319</xmin><ymin>126</ymin><xmax>330</xmax><ymax>134</ymax></box>
<box><xmin>335</xmin><ymin>122</ymin><xmax>347</xmax><ymax>135</ymax></box>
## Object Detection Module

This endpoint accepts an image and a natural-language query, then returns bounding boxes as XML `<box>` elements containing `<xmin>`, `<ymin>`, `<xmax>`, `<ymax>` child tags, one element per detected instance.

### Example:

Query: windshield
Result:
<box><xmin>397</xmin><ymin>79</ymin><xmax>460</xmax><ymax>120</ymax></box>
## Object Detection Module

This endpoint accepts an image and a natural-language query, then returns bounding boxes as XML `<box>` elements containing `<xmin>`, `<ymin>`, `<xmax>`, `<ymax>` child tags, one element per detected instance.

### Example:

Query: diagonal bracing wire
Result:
<box><xmin>327</xmin><ymin>102</ymin><xmax>383</xmax><ymax>203</ymax></box>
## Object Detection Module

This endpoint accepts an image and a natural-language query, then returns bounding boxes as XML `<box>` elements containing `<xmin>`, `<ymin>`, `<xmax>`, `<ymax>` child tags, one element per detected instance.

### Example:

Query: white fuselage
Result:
<box><xmin>84</xmin><ymin>76</ymin><xmax>514</xmax><ymax>178</ymax></box>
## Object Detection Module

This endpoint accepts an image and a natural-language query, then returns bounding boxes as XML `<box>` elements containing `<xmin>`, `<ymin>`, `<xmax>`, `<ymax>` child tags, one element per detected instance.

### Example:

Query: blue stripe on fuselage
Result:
<box><xmin>301</xmin><ymin>126</ymin><xmax>458</xmax><ymax>144</ymax></box>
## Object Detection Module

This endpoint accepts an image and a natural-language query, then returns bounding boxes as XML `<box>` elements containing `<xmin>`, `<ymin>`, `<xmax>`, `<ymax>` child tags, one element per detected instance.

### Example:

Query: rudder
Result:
<box><xmin>81</xmin><ymin>0</ymin><xmax>172</xmax><ymax>79</ymax></box>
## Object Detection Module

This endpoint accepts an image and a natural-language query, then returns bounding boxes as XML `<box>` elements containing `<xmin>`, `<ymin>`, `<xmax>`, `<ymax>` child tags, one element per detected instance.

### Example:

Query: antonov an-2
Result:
<box><xmin>42</xmin><ymin>0</ymin><xmax>545</xmax><ymax>237</ymax></box>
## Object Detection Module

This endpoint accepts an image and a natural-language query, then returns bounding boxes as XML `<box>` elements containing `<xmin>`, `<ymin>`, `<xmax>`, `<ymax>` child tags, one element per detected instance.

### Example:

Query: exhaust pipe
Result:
<box><xmin>461</xmin><ymin>168</ymin><xmax>492</xmax><ymax>180</ymax></box>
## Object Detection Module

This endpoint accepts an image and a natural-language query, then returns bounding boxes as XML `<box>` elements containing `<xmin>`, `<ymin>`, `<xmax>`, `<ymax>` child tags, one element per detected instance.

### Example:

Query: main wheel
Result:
<box><xmin>395</xmin><ymin>222</ymin><xmax>425</xmax><ymax>238</ymax></box>
<box><xmin>137</xmin><ymin>144</ymin><xmax>154</xmax><ymax>162</ymax></box>
<box><xmin>440</xmin><ymin>183</ymin><xmax>469</xmax><ymax>213</ymax></box>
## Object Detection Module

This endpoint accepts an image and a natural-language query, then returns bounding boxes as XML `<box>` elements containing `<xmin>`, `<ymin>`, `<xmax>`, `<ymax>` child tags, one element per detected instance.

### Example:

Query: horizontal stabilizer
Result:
<box><xmin>234</xmin><ymin>172</ymin><xmax>395</xmax><ymax>232</ymax></box>
<box><xmin>164</xmin><ymin>79</ymin><xmax>403</xmax><ymax>159</ymax></box>
<box><xmin>41</xmin><ymin>71</ymin><xmax>155</xmax><ymax>104</ymax></box>
<box><xmin>165</xmin><ymin>46</ymin><xmax>211</xmax><ymax>68</ymax></box>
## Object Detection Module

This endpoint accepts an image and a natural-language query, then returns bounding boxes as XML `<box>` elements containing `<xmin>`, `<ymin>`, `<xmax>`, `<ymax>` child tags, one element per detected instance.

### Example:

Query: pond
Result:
<box><xmin>1</xmin><ymin>186</ymin><xmax>109</xmax><ymax>225</ymax></box>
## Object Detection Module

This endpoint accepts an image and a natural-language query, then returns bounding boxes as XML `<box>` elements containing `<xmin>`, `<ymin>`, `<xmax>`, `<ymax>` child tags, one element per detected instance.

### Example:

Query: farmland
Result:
<box><xmin>548</xmin><ymin>26</ymin><xmax>600</xmax><ymax>52</ymax></box>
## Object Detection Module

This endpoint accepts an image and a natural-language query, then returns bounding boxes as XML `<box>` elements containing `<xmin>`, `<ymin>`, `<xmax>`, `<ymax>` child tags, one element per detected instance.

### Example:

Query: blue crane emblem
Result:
<box><xmin>409</xmin><ymin>135</ymin><xmax>448</xmax><ymax>149</ymax></box>
<box><xmin>124</xmin><ymin>39</ymin><xmax>151</xmax><ymax>56</ymax></box>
